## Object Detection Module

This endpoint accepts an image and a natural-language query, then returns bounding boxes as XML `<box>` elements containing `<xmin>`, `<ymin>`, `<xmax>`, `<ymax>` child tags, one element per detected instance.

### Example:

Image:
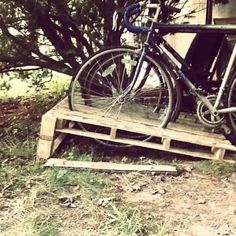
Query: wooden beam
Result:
<box><xmin>44</xmin><ymin>158</ymin><xmax>178</xmax><ymax>175</ymax></box>
<box><xmin>212</xmin><ymin>147</ymin><xmax>226</xmax><ymax>161</ymax></box>
<box><xmin>162</xmin><ymin>137</ymin><xmax>171</xmax><ymax>150</ymax></box>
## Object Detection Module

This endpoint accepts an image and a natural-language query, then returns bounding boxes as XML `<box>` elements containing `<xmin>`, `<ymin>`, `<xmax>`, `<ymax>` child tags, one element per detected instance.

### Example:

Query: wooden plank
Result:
<box><xmin>37</xmin><ymin>115</ymin><xmax>58</xmax><ymax>159</ymax></box>
<box><xmin>56</xmin><ymin>123</ymin><xmax>234</xmax><ymax>151</ymax></box>
<box><xmin>213</xmin><ymin>143</ymin><xmax>236</xmax><ymax>152</ymax></box>
<box><xmin>54</xmin><ymin>99</ymin><xmax>229</xmax><ymax>146</ymax></box>
<box><xmin>51</xmin><ymin>120</ymin><xmax>76</xmax><ymax>155</ymax></box>
<box><xmin>44</xmin><ymin>158</ymin><xmax>178</xmax><ymax>175</ymax></box>
<box><xmin>51</xmin><ymin>120</ymin><xmax>75</xmax><ymax>155</ymax></box>
<box><xmin>57</xmin><ymin>98</ymin><xmax>226</xmax><ymax>140</ymax></box>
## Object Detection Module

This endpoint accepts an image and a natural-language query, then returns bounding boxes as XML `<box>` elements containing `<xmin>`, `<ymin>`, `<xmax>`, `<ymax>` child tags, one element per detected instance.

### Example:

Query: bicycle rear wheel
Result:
<box><xmin>224</xmin><ymin>74</ymin><xmax>236</xmax><ymax>145</ymax></box>
<box><xmin>68</xmin><ymin>47</ymin><xmax>173</xmax><ymax>147</ymax></box>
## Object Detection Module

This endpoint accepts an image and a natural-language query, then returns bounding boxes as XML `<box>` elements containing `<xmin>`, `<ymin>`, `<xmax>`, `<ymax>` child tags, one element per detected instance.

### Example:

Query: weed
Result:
<box><xmin>65</xmin><ymin>147</ymin><xmax>93</xmax><ymax>161</ymax></box>
<box><xmin>0</xmin><ymin>137</ymin><xmax>42</xmax><ymax>192</ymax></box>
<box><xmin>31</xmin><ymin>94</ymin><xmax>49</xmax><ymax>106</ymax></box>
<box><xmin>155</xmin><ymin>220</ymin><xmax>170</xmax><ymax>236</ymax></box>
<box><xmin>194</xmin><ymin>160</ymin><xmax>236</xmax><ymax>176</ymax></box>
<box><xmin>102</xmin><ymin>205</ymin><xmax>143</xmax><ymax>236</ymax></box>
<box><xmin>100</xmin><ymin>205</ymin><xmax>170</xmax><ymax>236</ymax></box>
<box><xmin>48</xmin><ymin>80</ymin><xmax>69</xmax><ymax>99</ymax></box>
<box><xmin>0</xmin><ymin>137</ymin><xmax>37</xmax><ymax>160</ymax></box>
<box><xmin>45</xmin><ymin>168</ymin><xmax>109</xmax><ymax>194</ymax></box>
<box><xmin>0</xmin><ymin>160</ymin><xmax>42</xmax><ymax>192</ymax></box>
<box><xmin>30</xmin><ymin>215</ymin><xmax>59</xmax><ymax>236</ymax></box>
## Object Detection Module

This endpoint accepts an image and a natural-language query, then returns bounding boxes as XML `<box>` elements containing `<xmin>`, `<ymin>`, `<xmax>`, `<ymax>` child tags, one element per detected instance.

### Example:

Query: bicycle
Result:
<box><xmin>68</xmin><ymin>0</ymin><xmax>236</xmax><ymax>146</ymax></box>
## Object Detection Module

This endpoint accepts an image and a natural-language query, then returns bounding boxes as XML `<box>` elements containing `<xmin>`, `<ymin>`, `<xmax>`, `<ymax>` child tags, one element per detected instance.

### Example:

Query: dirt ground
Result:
<box><xmin>0</xmin><ymin>98</ymin><xmax>236</xmax><ymax>236</ymax></box>
<box><xmin>123</xmin><ymin>172</ymin><xmax>236</xmax><ymax>235</ymax></box>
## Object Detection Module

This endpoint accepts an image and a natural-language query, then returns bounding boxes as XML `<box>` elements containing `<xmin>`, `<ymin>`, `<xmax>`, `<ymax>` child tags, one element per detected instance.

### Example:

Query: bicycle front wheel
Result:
<box><xmin>68</xmin><ymin>47</ymin><xmax>173</xmax><ymax>146</ymax></box>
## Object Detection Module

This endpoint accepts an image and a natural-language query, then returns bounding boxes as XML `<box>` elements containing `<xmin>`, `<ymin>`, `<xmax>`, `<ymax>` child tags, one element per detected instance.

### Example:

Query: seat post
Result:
<box><xmin>206</xmin><ymin>0</ymin><xmax>213</xmax><ymax>24</ymax></box>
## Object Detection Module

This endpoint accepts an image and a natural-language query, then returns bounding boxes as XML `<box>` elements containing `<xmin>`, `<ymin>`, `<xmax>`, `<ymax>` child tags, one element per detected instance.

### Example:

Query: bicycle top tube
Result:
<box><xmin>154</xmin><ymin>23</ymin><xmax>236</xmax><ymax>35</ymax></box>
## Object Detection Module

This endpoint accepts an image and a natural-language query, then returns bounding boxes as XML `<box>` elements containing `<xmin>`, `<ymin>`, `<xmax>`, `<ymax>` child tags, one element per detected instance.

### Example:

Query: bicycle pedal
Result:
<box><xmin>221</xmin><ymin>124</ymin><xmax>231</xmax><ymax>135</ymax></box>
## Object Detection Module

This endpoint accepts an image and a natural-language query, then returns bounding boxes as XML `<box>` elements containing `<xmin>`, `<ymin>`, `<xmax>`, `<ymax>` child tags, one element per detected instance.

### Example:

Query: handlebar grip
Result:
<box><xmin>124</xmin><ymin>3</ymin><xmax>149</xmax><ymax>34</ymax></box>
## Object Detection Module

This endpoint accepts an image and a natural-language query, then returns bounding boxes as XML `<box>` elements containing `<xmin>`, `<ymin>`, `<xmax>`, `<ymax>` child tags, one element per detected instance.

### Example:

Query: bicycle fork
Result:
<box><xmin>118</xmin><ymin>23</ymin><xmax>157</xmax><ymax>102</ymax></box>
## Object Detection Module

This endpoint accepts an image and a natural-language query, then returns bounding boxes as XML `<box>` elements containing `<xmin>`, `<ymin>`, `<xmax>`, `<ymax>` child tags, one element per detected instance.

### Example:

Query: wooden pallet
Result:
<box><xmin>37</xmin><ymin>98</ymin><xmax>236</xmax><ymax>163</ymax></box>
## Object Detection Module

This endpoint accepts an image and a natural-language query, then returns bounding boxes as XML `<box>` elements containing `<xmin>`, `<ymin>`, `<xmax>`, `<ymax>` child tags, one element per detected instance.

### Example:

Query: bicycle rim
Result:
<box><xmin>69</xmin><ymin>47</ymin><xmax>173</xmax><ymax>147</ymax></box>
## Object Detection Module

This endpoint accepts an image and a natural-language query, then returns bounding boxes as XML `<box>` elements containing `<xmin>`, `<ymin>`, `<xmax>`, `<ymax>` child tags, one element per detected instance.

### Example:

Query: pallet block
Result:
<box><xmin>37</xmin><ymin>98</ymin><xmax>236</xmax><ymax>163</ymax></box>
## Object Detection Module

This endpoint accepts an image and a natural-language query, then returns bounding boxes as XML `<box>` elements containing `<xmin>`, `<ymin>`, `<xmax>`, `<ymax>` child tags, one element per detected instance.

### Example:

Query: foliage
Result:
<box><xmin>0</xmin><ymin>0</ymin><xmax>133</xmax><ymax>77</ymax></box>
<box><xmin>0</xmin><ymin>0</ymin><xmax>230</xmax><ymax>92</ymax></box>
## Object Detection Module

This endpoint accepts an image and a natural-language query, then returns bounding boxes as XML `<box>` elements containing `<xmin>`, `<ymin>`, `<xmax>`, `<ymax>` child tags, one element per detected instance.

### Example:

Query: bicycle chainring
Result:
<box><xmin>196</xmin><ymin>95</ymin><xmax>224</xmax><ymax>128</ymax></box>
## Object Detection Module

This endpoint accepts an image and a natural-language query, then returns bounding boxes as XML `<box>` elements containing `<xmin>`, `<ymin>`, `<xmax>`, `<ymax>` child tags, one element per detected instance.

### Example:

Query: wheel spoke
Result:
<box><xmin>69</xmin><ymin>47</ymin><xmax>173</xmax><ymax>147</ymax></box>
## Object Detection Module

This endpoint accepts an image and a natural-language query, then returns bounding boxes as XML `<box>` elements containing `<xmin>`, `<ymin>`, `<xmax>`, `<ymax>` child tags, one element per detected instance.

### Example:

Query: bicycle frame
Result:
<box><xmin>124</xmin><ymin>17</ymin><xmax>236</xmax><ymax>116</ymax></box>
<box><xmin>151</xmin><ymin>37</ymin><xmax>236</xmax><ymax>115</ymax></box>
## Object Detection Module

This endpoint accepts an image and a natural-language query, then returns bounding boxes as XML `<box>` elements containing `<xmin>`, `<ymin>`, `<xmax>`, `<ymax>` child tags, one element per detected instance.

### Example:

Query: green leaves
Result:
<box><xmin>0</xmin><ymin>0</ymin><xmax>125</xmax><ymax>79</ymax></box>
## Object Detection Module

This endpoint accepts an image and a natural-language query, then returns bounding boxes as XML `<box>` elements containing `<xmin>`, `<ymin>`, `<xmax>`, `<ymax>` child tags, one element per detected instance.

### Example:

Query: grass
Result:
<box><xmin>64</xmin><ymin>146</ymin><xmax>94</xmax><ymax>161</ymax></box>
<box><xmin>45</xmin><ymin>147</ymin><xmax>104</xmax><ymax>194</ymax></box>
<box><xmin>194</xmin><ymin>160</ymin><xmax>236</xmax><ymax>176</ymax></box>
<box><xmin>103</xmin><ymin>205</ymin><xmax>143</xmax><ymax>235</ymax></box>
<box><xmin>45</xmin><ymin>168</ymin><xmax>109</xmax><ymax>194</ymax></box>
<box><xmin>0</xmin><ymin>137</ymin><xmax>37</xmax><ymax>160</ymax></box>
<box><xmin>30</xmin><ymin>215</ymin><xmax>59</xmax><ymax>236</ymax></box>
<box><xmin>0</xmin><ymin>137</ymin><xmax>42</xmax><ymax>190</ymax></box>
<box><xmin>100</xmin><ymin>204</ymin><xmax>170</xmax><ymax>236</ymax></box>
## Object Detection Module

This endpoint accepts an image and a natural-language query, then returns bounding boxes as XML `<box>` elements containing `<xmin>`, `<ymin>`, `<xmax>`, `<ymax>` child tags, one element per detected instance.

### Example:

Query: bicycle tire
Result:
<box><xmin>160</xmin><ymin>62</ymin><xmax>182</xmax><ymax>122</ymax></box>
<box><xmin>68</xmin><ymin>46</ymin><xmax>174</xmax><ymax>147</ymax></box>
<box><xmin>224</xmin><ymin>74</ymin><xmax>236</xmax><ymax>145</ymax></box>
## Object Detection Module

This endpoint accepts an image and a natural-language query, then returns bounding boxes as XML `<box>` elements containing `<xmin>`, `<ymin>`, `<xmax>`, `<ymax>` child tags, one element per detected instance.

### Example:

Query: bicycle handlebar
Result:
<box><xmin>124</xmin><ymin>1</ymin><xmax>181</xmax><ymax>34</ymax></box>
<box><xmin>124</xmin><ymin>3</ymin><xmax>149</xmax><ymax>34</ymax></box>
